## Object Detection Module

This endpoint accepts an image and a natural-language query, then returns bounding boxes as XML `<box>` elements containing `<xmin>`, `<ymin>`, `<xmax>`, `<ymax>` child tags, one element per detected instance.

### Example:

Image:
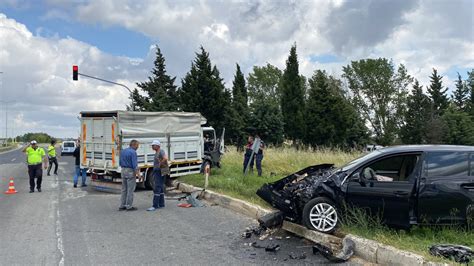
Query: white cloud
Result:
<box><xmin>1</xmin><ymin>0</ymin><xmax>473</xmax><ymax>137</ymax></box>
<box><xmin>0</xmin><ymin>13</ymin><xmax>152</xmax><ymax>138</ymax></box>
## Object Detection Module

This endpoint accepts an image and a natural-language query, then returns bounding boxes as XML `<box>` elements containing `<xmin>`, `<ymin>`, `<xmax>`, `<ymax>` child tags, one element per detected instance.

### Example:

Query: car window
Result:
<box><xmin>359</xmin><ymin>154</ymin><xmax>420</xmax><ymax>182</ymax></box>
<box><xmin>340</xmin><ymin>150</ymin><xmax>382</xmax><ymax>172</ymax></box>
<box><xmin>426</xmin><ymin>152</ymin><xmax>468</xmax><ymax>177</ymax></box>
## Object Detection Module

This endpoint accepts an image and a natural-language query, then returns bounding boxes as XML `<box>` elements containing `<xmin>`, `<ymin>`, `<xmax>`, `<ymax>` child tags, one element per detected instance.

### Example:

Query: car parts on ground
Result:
<box><xmin>429</xmin><ymin>244</ymin><xmax>473</xmax><ymax>263</ymax></box>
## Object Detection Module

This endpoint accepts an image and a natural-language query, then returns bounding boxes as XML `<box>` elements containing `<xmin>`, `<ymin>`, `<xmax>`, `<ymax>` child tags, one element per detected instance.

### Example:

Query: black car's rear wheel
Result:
<box><xmin>302</xmin><ymin>197</ymin><xmax>338</xmax><ymax>233</ymax></box>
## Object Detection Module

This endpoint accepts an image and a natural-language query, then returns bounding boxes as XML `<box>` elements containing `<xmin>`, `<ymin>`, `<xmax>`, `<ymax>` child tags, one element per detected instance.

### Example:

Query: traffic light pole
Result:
<box><xmin>77</xmin><ymin>73</ymin><xmax>135</xmax><ymax>111</ymax></box>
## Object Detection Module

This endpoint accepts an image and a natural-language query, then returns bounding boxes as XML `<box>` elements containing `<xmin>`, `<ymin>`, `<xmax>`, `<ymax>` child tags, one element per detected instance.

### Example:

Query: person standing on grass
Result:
<box><xmin>119</xmin><ymin>140</ymin><xmax>140</xmax><ymax>211</ymax></box>
<box><xmin>147</xmin><ymin>140</ymin><xmax>168</xmax><ymax>211</ymax></box>
<box><xmin>243</xmin><ymin>135</ymin><xmax>254</xmax><ymax>174</ymax></box>
<box><xmin>47</xmin><ymin>139</ymin><xmax>58</xmax><ymax>176</ymax></box>
<box><xmin>73</xmin><ymin>139</ymin><xmax>87</xmax><ymax>188</ymax></box>
<box><xmin>23</xmin><ymin>140</ymin><xmax>48</xmax><ymax>193</ymax></box>
<box><xmin>250</xmin><ymin>134</ymin><xmax>265</xmax><ymax>177</ymax></box>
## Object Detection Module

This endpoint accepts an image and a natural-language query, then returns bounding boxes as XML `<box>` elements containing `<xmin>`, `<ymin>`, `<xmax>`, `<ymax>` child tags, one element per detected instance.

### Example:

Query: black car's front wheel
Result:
<box><xmin>302</xmin><ymin>197</ymin><xmax>339</xmax><ymax>234</ymax></box>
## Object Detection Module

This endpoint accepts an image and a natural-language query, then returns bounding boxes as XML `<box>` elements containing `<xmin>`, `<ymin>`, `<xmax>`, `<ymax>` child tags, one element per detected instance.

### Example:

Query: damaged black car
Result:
<box><xmin>257</xmin><ymin>145</ymin><xmax>474</xmax><ymax>233</ymax></box>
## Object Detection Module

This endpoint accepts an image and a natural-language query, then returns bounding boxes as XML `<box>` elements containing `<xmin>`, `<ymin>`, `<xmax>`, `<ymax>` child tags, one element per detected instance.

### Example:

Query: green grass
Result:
<box><xmin>340</xmin><ymin>205</ymin><xmax>473</xmax><ymax>263</ymax></box>
<box><xmin>179</xmin><ymin>146</ymin><xmax>472</xmax><ymax>263</ymax></box>
<box><xmin>0</xmin><ymin>143</ymin><xmax>17</xmax><ymax>153</ymax></box>
<box><xmin>180</xmin><ymin>146</ymin><xmax>360</xmax><ymax>206</ymax></box>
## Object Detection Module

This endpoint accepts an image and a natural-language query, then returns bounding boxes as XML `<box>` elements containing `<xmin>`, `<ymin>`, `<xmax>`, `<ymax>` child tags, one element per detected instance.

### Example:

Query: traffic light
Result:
<box><xmin>73</xmin><ymin>65</ymin><xmax>78</xmax><ymax>80</ymax></box>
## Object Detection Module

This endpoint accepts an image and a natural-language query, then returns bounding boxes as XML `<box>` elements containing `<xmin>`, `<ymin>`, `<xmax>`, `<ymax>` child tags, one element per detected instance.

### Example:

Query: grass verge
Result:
<box><xmin>0</xmin><ymin>143</ymin><xmax>17</xmax><ymax>153</ymax></box>
<box><xmin>179</xmin><ymin>146</ymin><xmax>472</xmax><ymax>263</ymax></box>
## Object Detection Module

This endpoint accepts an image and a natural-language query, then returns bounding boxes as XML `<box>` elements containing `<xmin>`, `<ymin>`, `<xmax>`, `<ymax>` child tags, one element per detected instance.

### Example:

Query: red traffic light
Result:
<box><xmin>73</xmin><ymin>65</ymin><xmax>78</xmax><ymax>80</ymax></box>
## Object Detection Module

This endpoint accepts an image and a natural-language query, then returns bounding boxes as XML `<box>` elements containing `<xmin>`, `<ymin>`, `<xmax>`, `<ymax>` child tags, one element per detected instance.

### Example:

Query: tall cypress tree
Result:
<box><xmin>135</xmin><ymin>46</ymin><xmax>179</xmax><ymax>111</ymax></box>
<box><xmin>280</xmin><ymin>45</ymin><xmax>305</xmax><ymax>143</ymax></box>
<box><xmin>427</xmin><ymin>68</ymin><xmax>449</xmax><ymax>115</ymax></box>
<box><xmin>467</xmin><ymin>70</ymin><xmax>474</xmax><ymax>116</ymax></box>
<box><xmin>231</xmin><ymin>64</ymin><xmax>248</xmax><ymax>146</ymax></box>
<box><xmin>400</xmin><ymin>80</ymin><xmax>431</xmax><ymax>144</ymax></box>
<box><xmin>179</xmin><ymin>47</ymin><xmax>228</xmax><ymax>130</ymax></box>
<box><xmin>452</xmin><ymin>73</ymin><xmax>469</xmax><ymax>111</ymax></box>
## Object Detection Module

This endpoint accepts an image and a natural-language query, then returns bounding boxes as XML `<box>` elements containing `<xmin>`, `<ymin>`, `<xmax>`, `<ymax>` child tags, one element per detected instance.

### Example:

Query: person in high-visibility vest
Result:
<box><xmin>22</xmin><ymin>140</ymin><xmax>48</xmax><ymax>193</ymax></box>
<box><xmin>47</xmin><ymin>139</ymin><xmax>58</xmax><ymax>176</ymax></box>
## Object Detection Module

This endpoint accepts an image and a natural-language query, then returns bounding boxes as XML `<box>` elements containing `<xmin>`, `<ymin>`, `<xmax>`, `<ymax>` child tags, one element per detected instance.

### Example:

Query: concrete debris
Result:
<box><xmin>312</xmin><ymin>237</ymin><xmax>355</xmax><ymax>263</ymax></box>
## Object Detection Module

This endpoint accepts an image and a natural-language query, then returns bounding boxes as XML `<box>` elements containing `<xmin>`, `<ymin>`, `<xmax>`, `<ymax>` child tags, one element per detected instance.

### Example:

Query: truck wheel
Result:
<box><xmin>302</xmin><ymin>197</ymin><xmax>339</xmax><ymax>234</ymax></box>
<box><xmin>145</xmin><ymin>169</ymin><xmax>155</xmax><ymax>190</ymax></box>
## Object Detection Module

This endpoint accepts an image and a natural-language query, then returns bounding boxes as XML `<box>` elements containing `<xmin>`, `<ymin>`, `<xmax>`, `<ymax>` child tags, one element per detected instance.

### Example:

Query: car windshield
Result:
<box><xmin>338</xmin><ymin>150</ymin><xmax>382</xmax><ymax>172</ymax></box>
<box><xmin>64</xmin><ymin>142</ymin><xmax>75</xmax><ymax>147</ymax></box>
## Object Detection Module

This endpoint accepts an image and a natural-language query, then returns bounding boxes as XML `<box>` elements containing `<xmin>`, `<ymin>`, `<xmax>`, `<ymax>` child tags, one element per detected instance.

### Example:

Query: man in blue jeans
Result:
<box><xmin>73</xmin><ymin>140</ymin><xmax>87</xmax><ymax>187</ymax></box>
<box><xmin>147</xmin><ymin>140</ymin><xmax>169</xmax><ymax>211</ymax></box>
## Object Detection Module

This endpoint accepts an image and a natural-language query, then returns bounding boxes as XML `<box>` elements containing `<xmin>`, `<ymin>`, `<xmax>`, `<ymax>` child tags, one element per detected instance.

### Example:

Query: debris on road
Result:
<box><xmin>257</xmin><ymin>211</ymin><xmax>284</xmax><ymax>229</ymax></box>
<box><xmin>288</xmin><ymin>252</ymin><xmax>307</xmax><ymax>260</ymax></box>
<box><xmin>265</xmin><ymin>244</ymin><xmax>280</xmax><ymax>252</ymax></box>
<box><xmin>312</xmin><ymin>237</ymin><xmax>355</xmax><ymax>263</ymax></box>
<box><xmin>176</xmin><ymin>191</ymin><xmax>205</xmax><ymax>207</ymax></box>
<box><xmin>429</xmin><ymin>244</ymin><xmax>473</xmax><ymax>263</ymax></box>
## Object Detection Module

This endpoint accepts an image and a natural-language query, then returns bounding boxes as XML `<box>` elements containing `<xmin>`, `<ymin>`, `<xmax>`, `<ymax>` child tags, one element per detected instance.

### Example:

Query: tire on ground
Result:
<box><xmin>302</xmin><ymin>197</ymin><xmax>339</xmax><ymax>234</ymax></box>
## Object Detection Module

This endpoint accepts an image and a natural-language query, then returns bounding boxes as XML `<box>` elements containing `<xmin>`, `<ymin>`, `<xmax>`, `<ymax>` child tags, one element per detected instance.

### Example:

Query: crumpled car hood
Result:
<box><xmin>256</xmin><ymin>163</ymin><xmax>341</xmax><ymax>221</ymax></box>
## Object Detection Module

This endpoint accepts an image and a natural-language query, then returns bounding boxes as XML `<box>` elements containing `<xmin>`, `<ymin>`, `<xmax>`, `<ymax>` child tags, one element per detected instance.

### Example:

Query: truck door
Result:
<box><xmin>418</xmin><ymin>151</ymin><xmax>473</xmax><ymax>225</ymax></box>
<box><xmin>345</xmin><ymin>153</ymin><xmax>421</xmax><ymax>228</ymax></box>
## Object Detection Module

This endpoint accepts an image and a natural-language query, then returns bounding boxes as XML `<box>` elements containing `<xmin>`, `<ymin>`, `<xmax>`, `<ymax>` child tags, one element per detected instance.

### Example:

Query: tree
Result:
<box><xmin>427</xmin><ymin>68</ymin><xmax>449</xmax><ymax>115</ymax></box>
<box><xmin>304</xmin><ymin>70</ymin><xmax>368</xmax><ymax>148</ymax></box>
<box><xmin>342</xmin><ymin>58</ymin><xmax>413</xmax><ymax>145</ymax></box>
<box><xmin>180</xmin><ymin>47</ymin><xmax>229</xmax><ymax>131</ymax></box>
<box><xmin>452</xmin><ymin>73</ymin><xmax>469</xmax><ymax>111</ymax></box>
<box><xmin>230</xmin><ymin>64</ymin><xmax>249</xmax><ymax>146</ymax></box>
<box><xmin>400</xmin><ymin>80</ymin><xmax>431</xmax><ymax>144</ymax></box>
<box><xmin>134</xmin><ymin>46</ymin><xmax>179</xmax><ymax>111</ymax></box>
<box><xmin>467</xmin><ymin>70</ymin><xmax>474</xmax><ymax>116</ymax></box>
<box><xmin>280</xmin><ymin>45</ymin><xmax>305</xmax><ymax>143</ymax></box>
<box><xmin>247</xmin><ymin>64</ymin><xmax>285</xmax><ymax>145</ymax></box>
<box><xmin>128</xmin><ymin>88</ymin><xmax>147</xmax><ymax>111</ymax></box>
<box><xmin>18</xmin><ymin>132</ymin><xmax>54</xmax><ymax>143</ymax></box>
<box><xmin>442</xmin><ymin>107</ymin><xmax>474</xmax><ymax>145</ymax></box>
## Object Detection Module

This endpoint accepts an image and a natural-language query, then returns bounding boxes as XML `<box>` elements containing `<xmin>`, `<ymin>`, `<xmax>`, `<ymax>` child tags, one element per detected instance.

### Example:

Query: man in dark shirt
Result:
<box><xmin>73</xmin><ymin>140</ymin><xmax>87</xmax><ymax>188</ymax></box>
<box><xmin>119</xmin><ymin>139</ymin><xmax>140</xmax><ymax>211</ymax></box>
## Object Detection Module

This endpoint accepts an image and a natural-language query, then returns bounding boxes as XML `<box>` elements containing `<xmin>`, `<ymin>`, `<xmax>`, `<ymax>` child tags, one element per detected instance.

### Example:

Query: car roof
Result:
<box><xmin>378</xmin><ymin>145</ymin><xmax>474</xmax><ymax>153</ymax></box>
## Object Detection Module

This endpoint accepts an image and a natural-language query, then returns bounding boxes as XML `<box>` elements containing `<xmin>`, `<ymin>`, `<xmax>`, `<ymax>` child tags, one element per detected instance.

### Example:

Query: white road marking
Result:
<box><xmin>52</xmin><ymin>168</ymin><xmax>65</xmax><ymax>265</ymax></box>
<box><xmin>11</xmin><ymin>158</ymin><xmax>16</xmax><ymax>162</ymax></box>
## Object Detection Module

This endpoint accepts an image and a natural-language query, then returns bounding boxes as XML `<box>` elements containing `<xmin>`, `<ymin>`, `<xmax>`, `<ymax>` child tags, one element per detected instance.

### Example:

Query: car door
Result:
<box><xmin>345</xmin><ymin>153</ymin><xmax>421</xmax><ymax>228</ymax></box>
<box><xmin>417</xmin><ymin>151</ymin><xmax>473</xmax><ymax>225</ymax></box>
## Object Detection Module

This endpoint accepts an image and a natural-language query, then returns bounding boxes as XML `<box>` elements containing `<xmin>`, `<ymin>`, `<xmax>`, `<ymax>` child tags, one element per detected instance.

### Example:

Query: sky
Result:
<box><xmin>0</xmin><ymin>0</ymin><xmax>473</xmax><ymax>138</ymax></box>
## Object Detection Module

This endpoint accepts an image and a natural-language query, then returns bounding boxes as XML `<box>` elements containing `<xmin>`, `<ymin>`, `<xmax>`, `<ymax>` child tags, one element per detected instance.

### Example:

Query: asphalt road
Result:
<box><xmin>0</xmin><ymin>146</ymin><xmax>360</xmax><ymax>265</ymax></box>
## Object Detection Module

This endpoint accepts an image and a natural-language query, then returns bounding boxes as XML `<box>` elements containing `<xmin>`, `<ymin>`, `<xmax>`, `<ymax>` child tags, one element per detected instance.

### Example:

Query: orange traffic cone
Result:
<box><xmin>5</xmin><ymin>177</ymin><xmax>17</xmax><ymax>194</ymax></box>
